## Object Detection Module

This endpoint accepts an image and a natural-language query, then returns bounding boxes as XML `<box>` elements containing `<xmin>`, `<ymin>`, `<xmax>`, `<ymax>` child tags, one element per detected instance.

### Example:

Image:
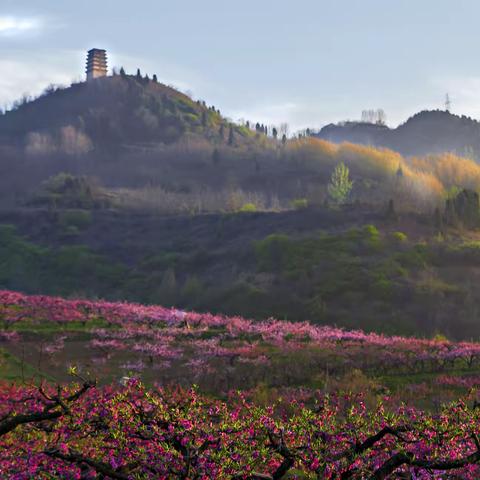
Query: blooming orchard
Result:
<box><xmin>2</xmin><ymin>290</ymin><xmax>480</xmax><ymax>389</ymax></box>
<box><xmin>1</xmin><ymin>379</ymin><xmax>480</xmax><ymax>479</ymax></box>
<box><xmin>3</xmin><ymin>290</ymin><xmax>480</xmax><ymax>478</ymax></box>
<box><xmin>0</xmin><ymin>381</ymin><xmax>480</xmax><ymax>480</ymax></box>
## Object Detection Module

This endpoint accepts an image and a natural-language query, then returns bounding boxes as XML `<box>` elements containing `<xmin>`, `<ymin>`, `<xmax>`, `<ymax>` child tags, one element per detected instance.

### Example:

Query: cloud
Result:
<box><xmin>229</xmin><ymin>100</ymin><xmax>343</xmax><ymax>134</ymax></box>
<box><xmin>0</xmin><ymin>54</ymin><xmax>77</xmax><ymax>110</ymax></box>
<box><xmin>0</xmin><ymin>16</ymin><xmax>42</xmax><ymax>36</ymax></box>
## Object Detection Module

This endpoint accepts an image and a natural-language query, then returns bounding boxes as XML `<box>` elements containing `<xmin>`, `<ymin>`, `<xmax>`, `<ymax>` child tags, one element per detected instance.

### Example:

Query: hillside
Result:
<box><xmin>317</xmin><ymin>110</ymin><xmax>480</xmax><ymax>158</ymax></box>
<box><xmin>3</xmin><ymin>79</ymin><xmax>480</xmax><ymax>215</ymax></box>
<box><xmin>0</xmin><ymin>74</ymin><xmax>261</xmax><ymax>150</ymax></box>
<box><xmin>1</xmin><ymin>288</ymin><xmax>480</xmax><ymax>403</ymax></box>
<box><xmin>5</xmin><ymin>78</ymin><xmax>480</xmax><ymax>342</ymax></box>
<box><xmin>3</xmin><ymin>205</ymin><xmax>480</xmax><ymax>340</ymax></box>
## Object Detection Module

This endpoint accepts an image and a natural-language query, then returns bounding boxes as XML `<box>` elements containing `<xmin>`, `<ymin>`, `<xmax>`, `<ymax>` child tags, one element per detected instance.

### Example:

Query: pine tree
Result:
<box><xmin>152</xmin><ymin>74</ymin><xmax>158</xmax><ymax>83</ymax></box>
<box><xmin>120</xmin><ymin>67</ymin><xmax>126</xmax><ymax>77</ymax></box>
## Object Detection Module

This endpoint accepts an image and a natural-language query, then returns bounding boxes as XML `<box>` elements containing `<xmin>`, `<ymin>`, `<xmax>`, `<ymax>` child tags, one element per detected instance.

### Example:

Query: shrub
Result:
<box><xmin>390</xmin><ymin>231</ymin><xmax>408</xmax><ymax>244</ymax></box>
<box><xmin>33</xmin><ymin>174</ymin><xmax>111</xmax><ymax>209</ymax></box>
<box><xmin>58</xmin><ymin>210</ymin><xmax>92</xmax><ymax>231</ymax></box>
<box><xmin>291</xmin><ymin>198</ymin><xmax>308</xmax><ymax>210</ymax></box>
<box><xmin>255</xmin><ymin>234</ymin><xmax>293</xmax><ymax>271</ymax></box>
<box><xmin>238</xmin><ymin>203</ymin><xmax>257</xmax><ymax>213</ymax></box>
<box><xmin>361</xmin><ymin>224</ymin><xmax>382</xmax><ymax>251</ymax></box>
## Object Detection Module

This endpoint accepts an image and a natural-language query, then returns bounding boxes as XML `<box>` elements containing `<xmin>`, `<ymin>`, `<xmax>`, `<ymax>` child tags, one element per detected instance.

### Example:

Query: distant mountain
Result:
<box><xmin>316</xmin><ymin>110</ymin><xmax>480</xmax><ymax>158</ymax></box>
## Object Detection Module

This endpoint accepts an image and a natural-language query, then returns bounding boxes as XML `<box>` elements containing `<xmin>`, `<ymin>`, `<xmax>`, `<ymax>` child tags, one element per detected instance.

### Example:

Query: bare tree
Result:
<box><xmin>279</xmin><ymin>123</ymin><xmax>290</xmax><ymax>138</ymax></box>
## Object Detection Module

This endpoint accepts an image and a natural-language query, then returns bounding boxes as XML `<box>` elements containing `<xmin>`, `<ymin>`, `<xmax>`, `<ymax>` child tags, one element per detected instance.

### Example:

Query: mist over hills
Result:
<box><xmin>317</xmin><ymin>110</ymin><xmax>480</xmax><ymax>158</ymax></box>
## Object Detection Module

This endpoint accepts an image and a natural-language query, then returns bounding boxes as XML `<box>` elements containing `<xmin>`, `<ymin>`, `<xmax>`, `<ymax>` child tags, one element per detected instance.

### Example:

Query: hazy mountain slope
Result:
<box><xmin>317</xmin><ymin>110</ymin><xmax>480</xmax><ymax>158</ymax></box>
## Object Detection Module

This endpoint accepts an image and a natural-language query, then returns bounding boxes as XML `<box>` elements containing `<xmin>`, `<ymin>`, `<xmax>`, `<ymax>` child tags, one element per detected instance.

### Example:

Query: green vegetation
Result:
<box><xmin>30</xmin><ymin>173</ymin><xmax>113</xmax><ymax>209</ymax></box>
<box><xmin>238</xmin><ymin>203</ymin><xmax>258</xmax><ymax>213</ymax></box>
<box><xmin>328</xmin><ymin>162</ymin><xmax>353</xmax><ymax>204</ymax></box>
<box><xmin>291</xmin><ymin>198</ymin><xmax>309</xmax><ymax>210</ymax></box>
<box><xmin>0</xmin><ymin>348</ymin><xmax>52</xmax><ymax>382</ymax></box>
<box><xmin>0</xmin><ymin>225</ymin><xmax>125</xmax><ymax>296</ymax></box>
<box><xmin>3</xmin><ymin>215</ymin><xmax>480</xmax><ymax>339</ymax></box>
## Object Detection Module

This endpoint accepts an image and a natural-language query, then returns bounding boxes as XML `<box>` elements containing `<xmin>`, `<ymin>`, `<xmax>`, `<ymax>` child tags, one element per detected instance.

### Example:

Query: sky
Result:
<box><xmin>1</xmin><ymin>0</ymin><xmax>480</xmax><ymax>132</ymax></box>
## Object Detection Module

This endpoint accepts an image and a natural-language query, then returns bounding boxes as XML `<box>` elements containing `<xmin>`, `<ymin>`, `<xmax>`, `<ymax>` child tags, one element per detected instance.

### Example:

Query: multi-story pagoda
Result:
<box><xmin>86</xmin><ymin>49</ymin><xmax>108</xmax><ymax>81</ymax></box>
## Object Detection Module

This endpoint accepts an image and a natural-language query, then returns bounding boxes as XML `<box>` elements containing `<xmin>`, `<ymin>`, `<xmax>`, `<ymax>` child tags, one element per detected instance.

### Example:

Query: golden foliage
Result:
<box><xmin>409</xmin><ymin>153</ymin><xmax>480</xmax><ymax>191</ymax></box>
<box><xmin>284</xmin><ymin>138</ymin><xmax>480</xmax><ymax>210</ymax></box>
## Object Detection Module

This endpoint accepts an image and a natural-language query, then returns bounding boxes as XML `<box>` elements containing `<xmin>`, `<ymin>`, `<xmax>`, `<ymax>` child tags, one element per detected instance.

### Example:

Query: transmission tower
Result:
<box><xmin>445</xmin><ymin>93</ymin><xmax>452</xmax><ymax>112</ymax></box>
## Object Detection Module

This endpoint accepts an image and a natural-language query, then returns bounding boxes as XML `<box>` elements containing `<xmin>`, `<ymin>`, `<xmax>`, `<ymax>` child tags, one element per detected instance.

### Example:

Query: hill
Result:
<box><xmin>3</xmin><ymin>78</ymin><xmax>480</xmax><ymax>215</ymax></box>
<box><xmin>317</xmin><ymin>110</ymin><xmax>480</xmax><ymax>158</ymax></box>
<box><xmin>5</xmin><ymin>77</ymin><xmax>480</xmax><ymax>342</ymax></box>
<box><xmin>0</xmin><ymin>73</ymin><xmax>258</xmax><ymax>150</ymax></box>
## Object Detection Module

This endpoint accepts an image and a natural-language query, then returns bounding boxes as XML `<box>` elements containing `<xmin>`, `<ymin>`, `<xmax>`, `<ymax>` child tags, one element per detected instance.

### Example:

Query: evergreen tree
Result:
<box><xmin>328</xmin><ymin>162</ymin><xmax>353</xmax><ymax>205</ymax></box>
<box><xmin>282</xmin><ymin>134</ymin><xmax>287</xmax><ymax>145</ymax></box>
<box><xmin>136</xmin><ymin>68</ymin><xmax>142</xmax><ymax>79</ymax></box>
<box><xmin>272</xmin><ymin>127</ymin><xmax>278</xmax><ymax>139</ymax></box>
<box><xmin>228</xmin><ymin>125</ymin><xmax>235</xmax><ymax>146</ymax></box>
<box><xmin>386</xmin><ymin>199</ymin><xmax>397</xmax><ymax>221</ymax></box>
<box><xmin>120</xmin><ymin>67</ymin><xmax>126</xmax><ymax>77</ymax></box>
<box><xmin>152</xmin><ymin>74</ymin><xmax>158</xmax><ymax>83</ymax></box>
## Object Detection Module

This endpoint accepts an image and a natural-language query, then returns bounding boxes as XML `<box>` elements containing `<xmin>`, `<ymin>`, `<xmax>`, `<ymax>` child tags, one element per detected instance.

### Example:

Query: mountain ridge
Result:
<box><xmin>316</xmin><ymin>110</ymin><xmax>480</xmax><ymax>158</ymax></box>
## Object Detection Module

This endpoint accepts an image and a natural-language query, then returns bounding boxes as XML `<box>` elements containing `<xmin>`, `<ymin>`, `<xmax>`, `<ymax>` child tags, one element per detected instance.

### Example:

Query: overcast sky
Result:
<box><xmin>1</xmin><ymin>0</ymin><xmax>480</xmax><ymax>131</ymax></box>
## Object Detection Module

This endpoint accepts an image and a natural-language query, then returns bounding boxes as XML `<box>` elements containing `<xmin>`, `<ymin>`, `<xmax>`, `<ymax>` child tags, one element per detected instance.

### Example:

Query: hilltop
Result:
<box><xmin>317</xmin><ymin>110</ymin><xmax>480</xmax><ymax>158</ymax></box>
<box><xmin>0</xmin><ymin>73</ymin><xmax>257</xmax><ymax>150</ymax></box>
